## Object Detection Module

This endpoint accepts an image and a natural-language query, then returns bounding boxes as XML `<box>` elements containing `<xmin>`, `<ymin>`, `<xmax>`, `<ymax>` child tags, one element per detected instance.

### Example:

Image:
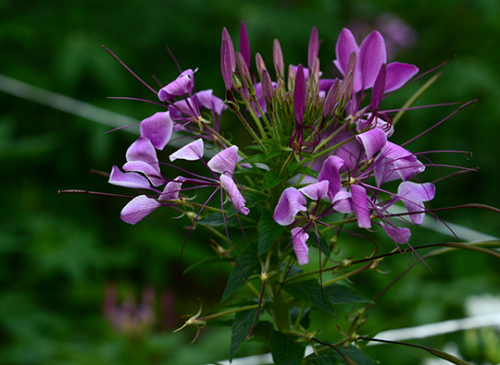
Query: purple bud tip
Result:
<box><xmin>255</xmin><ymin>53</ymin><xmax>267</xmax><ymax>77</ymax></box>
<box><xmin>221</xmin><ymin>28</ymin><xmax>236</xmax><ymax>90</ymax></box>
<box><xmin>239</xmin><ymin>21</ymin><xmax>251</xmax><ymax>69</ymax></box>
<box><xmin>273</xmin><ymin>39</ymin><xmax>284</xmax><ymax>78</ymax></box>
<box><xmin>308</xmin><ymin>26</ymin><xmax>319</xmax><ymax>70</ymax></box>
<box><xmin>294</xmin><ymin>64</ymin><xmax>306</xmax><ymax>124</ymax></box>
<box><xmin>236</xmin><ymin>52</ymin><xmax>251</xmax><ymax>89</ymax></box>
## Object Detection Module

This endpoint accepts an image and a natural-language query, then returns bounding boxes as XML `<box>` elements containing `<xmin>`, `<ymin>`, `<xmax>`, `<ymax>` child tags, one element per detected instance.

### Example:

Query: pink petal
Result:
<box><xmin>358</xmin><ymin>31</ymin><xmax>386</xmax><ymax>91</ymax></box>
<box><xmin>318</xmin><ymin>155</ymin><xmax>346</xmax><ymax>200</ymax></box>
<box><xmin>299</xmin><ymin>180</ymin><xmax>329</xmax><ymax>201</ymax></box>
<box><xmin>194</xmin><ymin>90</ymin><xmax>227</xmax><ymax>116</ymax></box>
<box><xmin>356</xmin><ymin>128</ymin><xmax>387</xmax><ymax>160</ymax></box>
<box><xmin>220</xmin><ymin>174</ymin><xmax>250</xmax><ymax>215</ymax></box>
<box><xmin>334</xmin><ymin>28</ymin><xmax>359</xmax><ymax>76</ymax></box>
<box><xmin>120</xmin><ymin>195</ymin><xmax>161</xmax><ymax>224</ymax></box>
<box><xmin>385</xmin><ymin>62</ymin><xmax>419</xmax><ymax>93</ymax></box>
<box><xmin>332</xmin><ymin>189</ymin><xmax>354</xmax><ymax>213</ymax></box>
<box><xmin>397</xmin><ymin>181</ymin><xmax>436</xmax><ymax>225</ymax></box>
<box><xmin>169</xmin><ymin>139</ymin><xmax>204</xmax><ymax>162</ymax></box>
<box><xmin>159</xmin><ymin>177</ymin><xmax>184</xmax><ymax>201</ymax></box>
<box><xmin>208</xmin><ymin>145</ymin><xmax>239</xmax><ymax>176</ymax></box>
<box><xmin>291</xmin><ymin>227</ymin><xmax>309</xmax><ymax>266</ymax></box>
<box><xmin>140</xmin><ymin>112</ymin><xmax>173</xmax><ymax>150</ymax></box>
<box><xmin>273</xmin><ymin>187</ymin><xmax>307</xmax><ymax>226</ymax></box>
<box><xmin>351</xmin><ymin>184</ymin><xmax>371</xmax><ymax>228</ymax></box>
<box><xmin>126</xmin><ymin>137</ymin><xmax>159</xmax><ymax>166</ymax></box>
<box><xmin>108</xmin><ymin>165</ymin><xmax>151</xmax><ymax>189</ymax></box>
<box><xmin>381</xmin><ymin>222</ymin><xmax>411</xmax><ymax>243</ymax></box>
<box><xmin>123</xmin><ymin>161</ymin><xmax>164</xmax><ymax>187</ymax></box>
<box><xmin>158</xmin><ymin>69</ymin><xmax>194</xmax><ymax>101</ymax></box>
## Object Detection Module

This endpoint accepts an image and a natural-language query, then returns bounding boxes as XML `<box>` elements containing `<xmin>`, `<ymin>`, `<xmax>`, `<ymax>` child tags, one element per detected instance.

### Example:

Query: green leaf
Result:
<box><xmin>229</xmin><ymin>307</ymin><xmax>259</xmax><ymax>361</ymax></box>
<box><xmin>240</xmin><ymin>153</ymin><xmax>268</xmax><ymax>164</ymax></box>
<box><xmin>270</xmin><ymin>330</ymin><xmax>305</xmax><ymax>365</ymax></box>
<box><xmin>262</xmin><ymin>170</ymin><xmax>286</xmax><ymax>191</ymax></box>
<box><xmin>283</xmin><ymin>279</ymin><xmax>335</xmax><ymax>315</ymax></box>
<box><xmin>198</xmin><ymin>208</ymin><xmax>257</xmax><ymax>229</ymax></box>
<box><xmin>258</xmin><ymin>210</ymin><xmax>286</xmax><ymax>255</ymax></box>
<box><xmin>304</xmin><ymin>346</ymin><xmax>377</xmax><ymax>365</ymax></box>
<box><xmin>290</xmin><ymin>306</ymin><xmax>311</xmax><ymax>329</ymax></box>
<box><xmin>324</xmin><ymin>284</ymin><xmax>373</xmax><ymax>304</ymax></box>
<box><xmin>182</xmin><ymin>256</ymin><xmax>233</xmax><ymax>275</ymax></box>
<box><xmin>251</xmin><ymin>320</ymin><xmax>274</xmax><ymax>342</ymax></box>
<box><xmin>221</xmin><ymin>244</ymin><xmax>261</xmax><ymax>302</ymax></box>
<box><xmin>308</xmin><ymin>231</ymin><xmax>331</xmax><ymax>257</ymax></box>
<box><xmin>294</xmin><ymin>166</ymin><xmax>319</xmax><ymax>179</ymax></box>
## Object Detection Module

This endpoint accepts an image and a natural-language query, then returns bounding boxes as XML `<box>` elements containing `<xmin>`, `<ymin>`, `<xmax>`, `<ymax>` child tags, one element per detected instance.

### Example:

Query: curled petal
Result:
<box><xmin>208</xmin><ymin>145</ymin><xmax>238</xmax><ymax>176</ymax></box>
<box><xmin>318</xmin><ymin>155</ymin><xmax>346</xmax><ymax>200</ymax></box>
<box><xmin>194</xmin><ymin>90</ymin><xmax>227</xmax><ymax>116</ymax></box>
<box><xmin>291</xmin><ymin>227</ymin><xmax>309</xmax><ymax>266</ymax></box>
<box><xmin>123</xmin><ymin>161</ymin><xmax>163</xmax><ymax>187</ymax></box>
<box><xmin>159</xmin><ymin>177</ymin><xmax>184</xmax><ymax>201</ymax></box>
<box><xmin>158</xmin><ymin>69</ymin><xmax>194</xmax><ymax>101</ymax></box>
<box><xmin>358</xmin><ymin>31</ymin><xmax>386</xmax><ymax>91</ymax></box>
<box><xmin>351</xmin><ymin>184</ymin><xmax>371</xmax><ymax>228</ymax></box>
<box><xmin>108</xmin><ymin>165</ymin><xmax>151</xmax><ymax>189</ymax></box>
<box><xmin>397</xmin><ymin>181</ymin><xmax>436</xmax><ymax>225</ymax></box>
<box><xmin>356</xmin><ymin>128</ymin><xmax>387</xmax><ymax>160</ymax></box>
<box><xmin>299</xmin><ymin>180</ymin><xmax>329</xmax><ymax>201</ymax></box>
<box><xmin>220</xmin><ymin>174</ymin><xmax>249</xmax><ymax>215</ymax></box>
<box><xmin>273</xmin><ymin>187</ymin><xmax>307</xmax><ymax>226</ymax></box>
<box><xmin>140</xmin><ymin>112</ymin><xmax>173</xmax><ymax>150</ymax></box>
<box><xmin>169</xmin><ymin>139</ymin><xmax>204</xmax><ymax>162</ymax></box>
<box><xmin>381</xmin><ymin>222</ymin><xmax>411</xmax><ymax>243</ymax></box>
<box><xmin>126</xmin><ymin>137</ymin><xmax>159</xmax><ymax>166</ymax></box>
<box><xmin>374</xmin><ymin>142</ymin><xmax>425</xmax><ymax>186</ymax></box>
<box><xmin>120</xmin><ymin>195</ymin><xmax>161</xmax><ymax>224</ymax></box>
<box><xmin>385</xmin><ymin>62</ymin><xmax>419</xmax><ymax>93</ymax></box>
<box><xmin>332</xmin><ymin>189</ymin><xmax>354</xmax><ymax>213</ymax></box>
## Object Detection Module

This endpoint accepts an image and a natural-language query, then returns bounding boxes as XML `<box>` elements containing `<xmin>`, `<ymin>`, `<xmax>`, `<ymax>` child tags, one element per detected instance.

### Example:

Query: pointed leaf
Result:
<box><xmin>270</xmin><ymin>330</ymin><xmax>306</xmax><ymax>365</ymax></box>
<box><xmin>182</xmin><ymin>256</ymin><xmax>233</xmax><ymax>275</ymax></box>
<box><xmin>324</xmin><ymin>284</ymin><xmax>373</xmax><ymax>304</ymax></box>
<box><xmin>258</xmin><ymin>210</ymin><xmax>286</xmax><ymax>255</ymax></box>
<box><xmin>283</xmin><ymin>279</ymin><xmax>335</xmax><ymax>315</ymax></box>
<box><xmin>229</xmin><ymin>307</ymin><xmax>259</xmax><ymax>361</ymax></box>
<box><xmin>262</xmin><ymin>170</ymin><xmax>287</xmax><ymax>191</ymax></box>
<box><xmin>222</xmin><ymin>244</ymin><xmax>261</xmax><ymax>302</ymax></box>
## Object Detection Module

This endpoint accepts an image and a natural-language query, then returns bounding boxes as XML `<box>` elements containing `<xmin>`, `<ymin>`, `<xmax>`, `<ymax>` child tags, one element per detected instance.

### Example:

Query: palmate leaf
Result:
<box><xmin>283</xmin><ymin>279</ymin><xmax>335</xmax><ymax>315</ymax></box>
<box><xmin>229</xmin><ymin>307</ymin><xmax>259</xmax><ymax>361</ymax></box>
<box><xmin>221</xmin><ymin>244</ymin><xmax>261</xmax><ymax>302</ymax></box>
<box><xmin>270</xmin><ymin>330</ymin><xmax>306</xmax><ymax>365</ymax></box>
<box><xmin>258</xmin><ymin>209</ymin><xmax>286</xmax><ymax>255</ymax></box>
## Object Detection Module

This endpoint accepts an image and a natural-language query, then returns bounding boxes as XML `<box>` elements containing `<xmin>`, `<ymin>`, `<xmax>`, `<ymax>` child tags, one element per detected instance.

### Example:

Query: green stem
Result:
<box><xmin>199</xmin><ymin>304</ymin><xmax>259</xmax><ymax>322</ymax></box>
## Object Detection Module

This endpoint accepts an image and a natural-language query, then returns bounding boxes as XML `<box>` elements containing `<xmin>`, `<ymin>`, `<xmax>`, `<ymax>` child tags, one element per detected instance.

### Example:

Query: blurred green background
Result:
<box><xmin>1</xmin><ymin>0</ymin><xmax>499</xmax><ymax>364</ymax></box>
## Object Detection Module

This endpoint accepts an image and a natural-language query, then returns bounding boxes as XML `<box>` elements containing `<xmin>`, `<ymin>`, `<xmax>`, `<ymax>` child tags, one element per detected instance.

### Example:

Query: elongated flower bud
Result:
<box><xmin>323</xmin><ymin>78</ymin><xmax>340</xmax><ymax>118</ymax></box>
<box><xmin>308</xmin><ymin>26</ymin><xmax>319</xmax><ymax>70</ymax></box>
<box><xmin>255</xmin><ymin>53</ymin><xmax>267</xmax><ymax>78</ymax></box>
<box><xmin>236</xmin><ymin>52</ymin><xmax>252</xmax><ymax>91</ymax></box>
<box><xmin>273</xmin><ymin>38</ymin><xmax>284</xmax><ymax>79</ymax></box>
<box><xmin>221</xmin><ymin>28</ymin><xmax>236</xmax><ymax>90</ymax></box>
<box><xmin>294</xmin><ymin>64</ymin><xmax>306</xmax><ymax>124</ymax></box>
<box><xmin>261</xmin><ymin>69</ymin><xmax>273</xmax><ymax>104</ymax></box>
<box><xmin>239</xmin><ymin>21</ymin><xmax>251</xmax><ymax>69</ymax></box>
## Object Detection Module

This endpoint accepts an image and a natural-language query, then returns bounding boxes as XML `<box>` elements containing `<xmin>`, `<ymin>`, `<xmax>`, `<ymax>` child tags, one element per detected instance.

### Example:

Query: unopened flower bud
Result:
<box><xmin>273</xmin><ymin>39</ymin><xmax>284</xmax><ymax>78</ymax></box>
<box><xmin>236</xmin><ymin>52</ymin><xmax>252</xmax><ymax>92</ymax></box>
<box><xmin>255</xmin><ymin>53</ymin><xmax>267</xmax><ymax>78</ymax></box>
<box><xmin>239</xmin><ymin>21</ymin><xmax>251</xmax><ymax>69</ymax></box>
<box><xmin>323</xmin><ymin>78</ymin><xmax>339</xmax><ymax>118</ymax></box>
<box><xmin>221</xmin><ymin>28</ymin><xmax>236</xmax><ymax>90</ymax></box>
<box><xmin>261</xmin><ymin>69</ymin><xmax>273</xmax><ymax>104</ymax></box>
<box><xmin>308</xmin><ymin>26</ymin><xmax>319</xmax><ymax>70</ymax></box>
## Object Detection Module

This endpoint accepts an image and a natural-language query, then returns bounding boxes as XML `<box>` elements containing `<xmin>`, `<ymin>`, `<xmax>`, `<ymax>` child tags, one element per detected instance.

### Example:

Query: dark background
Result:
<box><xmin>1</xmin><ymin>0</ymin><xmax>499</xmax><ymax>364</ymax></box>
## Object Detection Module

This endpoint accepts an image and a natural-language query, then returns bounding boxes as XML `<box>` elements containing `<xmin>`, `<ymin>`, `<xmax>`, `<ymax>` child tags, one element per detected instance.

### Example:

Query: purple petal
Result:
<box><xmin>140</xmin><ymin>112</ymin><xmax>173</xmax><ymax>150</ymax></box>
<box><xmin>356</xmin><ymin>128</ymin><xmax>387</xmax><ymax>160</ymax></box>
<box><xmin>371</xmin><ymin>63</ymin><xmax>386</xmax><ymax>112</ymax></box>
<box><xmin>358</xmin><ymin>31</ymin><xmax>386</xmax><ymax>91</ymax></box>
<box><xmin>332</xmin><ymin>189</ymin><xmax>354</xmax><ymax>213</ymax></box>
<box><xmin>374</xmin><ymin>142</ymin><xmax>425</xmax><ymax>186</ymax></box>
<box><xmin>291</xmin><ymin>227</ymin><xmax>309</xmax><ymax>266</ymax></box>
<box><xmin>120</xmin><ymin>195</ymin><xmax>161</xmax><ymax>224</ymax></box>
<box><xmin>299</xmin><ymin>180</ymin><xmax>329</xmax><ymax>201</ymax></box>
<box><xmin>318</xmin><ymin>155</ymin><xmax>345</xmax><ymax>200</ymax></box>
<box><xmin>294</xmin><ymin>64</ymin><xmax>306</xmax><ymax>124</ymax></box>
<box><xmin>330</xmin><ymin>132</ymin><xmax>361</xmax><ymax>171</ymax></box>
<box><xmin>169</xmin><ymin>138</ymin><xmax>204</xmax><ymax>162</ymax></box>
<box><xmin>397</xmin><ymin>181</ymin><xmax>436</xmax><ymax>225</ymax></box>
<box><xmin>126</xmin><ymin>137</ymin><xmax>159</xmax><ymax>165</ymax></box>
<box><xmin>158</xmin><ymin>69</ymin><xmax>194</xmax><ymax>101</ymax></box>
<box><xmin>334</xmin><ymin>28</ymin><xmax>359</xmax><ymax>75</ymax></box>
<box><xmin>381</xmin><ymin>222</ymin><xmax>411</xmax><ymax>243</ymax></box>
<box><xmin>159</xmin><ymin>177</ymin><xmax>184</xmax><ymax>201</ymax></box>
<box><xmin>273</xmin><ymin>187</ymin><xmax>307</xmax><ymax>226</ymax></box>
<box><xmin>108</xmin><ymin>165</ymin><xmax>152</xmax><ymax>189</ymax></box>
<box><xmin>194</xmin><ymin>90</ymin><xmax>227</xmax><ymax>116</ymax></box>
<box><xmin>385</xmin><ymin>62</ymin><xmax>419</xmax><ymax>93</ymax></box>
<box><xmin>220</xmin><ymin>174</ymin><xmax>250</xmax><ymax>215</ymax></box>
<box><xmin>123</xmin><ymin>161</ymin><xmax>164</xmax><ymax>187</ymax></box>
<box><xmin>208</xmin><ymin>145</ymin><xmax>238</xmax><ymax>176</ymax></box>
<box><xmin>239</xmin><ymin>21</ymin><xmax>251</xmax><ymax>69</ymax></box>
<box><xmin>351</xmin><ymin>184</ymin><xmax>371</xmax><ymax>228</ymax></box>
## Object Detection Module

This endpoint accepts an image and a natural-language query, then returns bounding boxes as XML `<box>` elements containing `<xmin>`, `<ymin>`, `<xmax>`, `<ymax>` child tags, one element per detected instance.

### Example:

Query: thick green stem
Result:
<box><xmin>269</xmin><ymin>241</ymin><xmax>291</xmax><ymax>333</ymax></box>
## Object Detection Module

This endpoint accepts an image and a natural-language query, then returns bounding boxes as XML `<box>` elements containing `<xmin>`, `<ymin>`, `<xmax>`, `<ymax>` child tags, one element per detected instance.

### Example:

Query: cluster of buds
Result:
<box><xmin>105</xmin><ymin>22</ymin><xmax>471</xmax><ymax>270</ymax></box>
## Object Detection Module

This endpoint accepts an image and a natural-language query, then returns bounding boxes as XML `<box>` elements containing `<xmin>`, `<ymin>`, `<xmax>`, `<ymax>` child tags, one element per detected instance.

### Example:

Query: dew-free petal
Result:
<box><xmin>299</xmin><ymin>180</ymin><xmax>329</xmax><ymax>201</ymax></box>
<box><xmin>351</xmin><ymin>184</ymin><xmax>371</xmax><ymax>228</ymax></box>
<box><xmin>358</xmin><ymin>31</ymin><xmax>386</xmax><ymax>91</ymax></box>
<box><xmin>140</xmin><ymin>112</ymin><xmax>173</xmax><ymax>150</ymax></box>
<box><xmin>108</xmin><ymin>165</ymin><xmax>152</xmax><ymax>189</ymax></box>
<box><xmin>385</xmin><ymin>62</ymin><xmax>419</xmax><ymax>93</ymax></box>
<box><xmin>208</xmin><ymin>145</ymin><xmax>239</xmax><ymax>176</ymax></box>
<box><xmin>159</xmin><ymin>177</ymin><xmax>185</xmax><ymax>201</ymax></box>
<box><xmin>158</xmin><ymin>69</ymin><xmax>194</xmax><ymax>101</ymax></box>
<box><xmin>220</xmin><ymin>174</ymin><xmax>250</xmax><ymax>215</ymax></box>
<box><xmin>273</xmin><ymin>187</ymin><xmax>307</xmax><ymax>226</ymax></box>
<box><xmin>169</xmin><ymin>139</ymin><xmax>204</xmax><ymax>162</ymax></box>
<box><xmin>291</xmin><ymin>227</ymin><xmax>309</xmax><ymax>266</ymax></box>
<box><xmin>356</xmin><ymin>128</ymin><xmax>387</xmax><ymax>160</ymax></box>
<box><xmin>334</xmin><ymin>28</ymin><xmax>359</xmax><ymax>76</ymax></box>
<box><xmin>120</xmin><ymin>195</ymin><xmax>161</xmax><ymax>224</ymax></box>
<box><xmin>397</xmin><ymin>181</ymin><xmax>436</xmax><ymax>225</ymax></box>
<box><xmin>318</xmin><ymin>155</ymin><xmax>346</xmax><ymax>200</ymax></box>
<box><xmin>381</xmin><ymin>222</ymin><xmax>411</xmax><ymax>243</ymax></box>
<box><xmin>123</xmin><ymin>161</ymin><xmax>164</xmax><ymax>187</ymax></box>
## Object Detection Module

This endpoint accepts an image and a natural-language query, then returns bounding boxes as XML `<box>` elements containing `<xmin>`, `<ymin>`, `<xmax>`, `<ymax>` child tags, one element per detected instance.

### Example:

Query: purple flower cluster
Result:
<box><xmin>107</xmin><ymin>23</ymin><xmax>441</xmax><ymax>268</ymax></box>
